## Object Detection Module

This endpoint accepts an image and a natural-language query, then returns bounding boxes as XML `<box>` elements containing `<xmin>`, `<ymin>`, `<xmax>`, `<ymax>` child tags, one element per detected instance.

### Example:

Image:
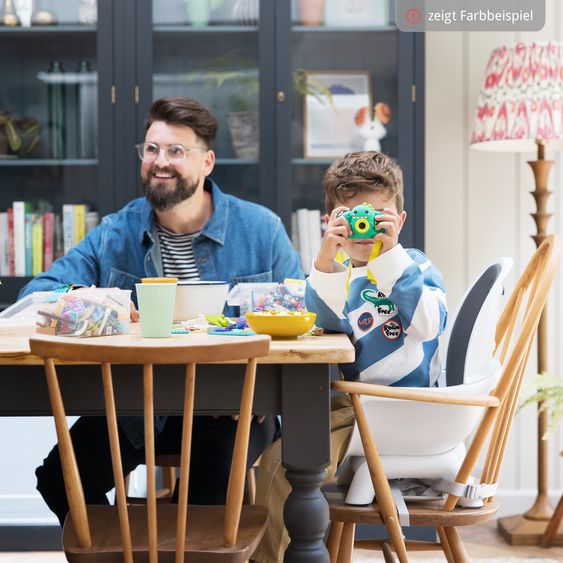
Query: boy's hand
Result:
<box><xmin>130</xmin><ymin>302</ymin><xmax>139</xmax><ymax>322</ymax></box>
<box><xmin>315</xmin><ymin>206</ymin><xmax>352</xmax><ymax>273</ymax></box>
<box><xmin>374</xmin><ymin>208</ymin><xmax>402</xmax><ymax>255</ymax></box>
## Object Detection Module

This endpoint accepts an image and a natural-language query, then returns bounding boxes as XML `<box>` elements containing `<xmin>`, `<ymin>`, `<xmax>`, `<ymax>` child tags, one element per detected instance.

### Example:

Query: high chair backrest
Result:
<box><xmin>443</xmin><ymin>257</ymin><xmax>513</xmax><ymax>386</ymax></box>
<box><xmin>445</xmin><ymin>235</ymin><xmax>560</xmax><ymax>510</ymax></box>
<box><xmin>29</xmin><ymin>333</ymin><xmax>271</xmax><ymax>562</ymax></box>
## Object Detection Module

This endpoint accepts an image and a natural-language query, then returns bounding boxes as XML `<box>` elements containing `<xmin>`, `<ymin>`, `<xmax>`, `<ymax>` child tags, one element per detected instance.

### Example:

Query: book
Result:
<box><xmin>85</xmin><ymin>211</ymin><xmax>100</xmax><ymax>233</ymax></box>
<box><xmin>24</xmin><ymin>212</ymin><xmax>33</xmax><ymax>276</ymax></box>
<box><xmin>43</xmin><ymin>212</ymin><xmax>55</xmax><ymax>271</ymax></box>
<box><xmin>32</xmin><ymin>213</ymin><xmax>43</xmax><ymax>275</ymax></box>
<box><xmin>73</xmin><ymin>204</ymin><xmax>86</xmax><ymax>246</ymax></box>
<box><xmin>307</xmin><ymin>209</ymin><xmax>322</xmax><ymax>269</ymax></box>
<box><xmin>7</xmin><ymin>208</ymin><xmax>14</xmax><ymax>276</ymax></box>
<box><xmin>62</xmin><ymin>204</ymin><xmax>74</xmax><ymax>255</ymax></box>
<box><xmin>296</xmin><ymin>208</ymin><xmax>311</xmax><ymax>275</ymax></box>
<box><xmin>13</xmin><ymin>201</ymin><xmax>27</xmax><ymax>276</ymax></box>
<box><xmin>54</xmin><ymin>214</ymin><xmax>64</xmax><ymax>261</ymax></box>
<box><xmin>0</xmin><ymin>212</ymin><xmax>9</xmax><ymax>276</ymax></box>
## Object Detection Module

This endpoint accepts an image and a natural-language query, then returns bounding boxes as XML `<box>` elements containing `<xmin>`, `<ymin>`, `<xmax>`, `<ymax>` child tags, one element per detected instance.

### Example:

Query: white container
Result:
<box><xmin>174</xmin><ymin>281</ymin><xmax>229</xmax><ymax>321</ymax></box>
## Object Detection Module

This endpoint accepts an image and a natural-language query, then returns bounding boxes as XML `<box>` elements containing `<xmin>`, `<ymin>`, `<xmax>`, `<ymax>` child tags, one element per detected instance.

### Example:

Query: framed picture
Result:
<box><xmin>303</xmin><ymin>70</ymin><xmax>372</xmax><ymax>159</ymax></box>
<box><xmin>325</xmin><ymin>0</ymin><xmax>390</xmax><ymax>27</ymax></box>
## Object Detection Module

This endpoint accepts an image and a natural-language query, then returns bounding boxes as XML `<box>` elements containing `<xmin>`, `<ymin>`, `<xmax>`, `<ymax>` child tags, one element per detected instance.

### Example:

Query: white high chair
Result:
<box><xmin>325</xmin><ymin>236</ymin><xmax>560</xmax><ymax>563</ymax></box>
<box><xmin>338</xmin><ymin>257</ymin><xmax>513</xmax><ymax>506</ymax></box>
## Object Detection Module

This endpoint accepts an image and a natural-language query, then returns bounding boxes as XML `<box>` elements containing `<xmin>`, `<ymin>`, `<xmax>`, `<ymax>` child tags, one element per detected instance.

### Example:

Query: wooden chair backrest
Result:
<box><xmin>29</xmin><ymin>333</ymin><xmax>271</xmax><ymax>562</ymax></box>
<box><xmin>444</xmin><ymin>234</ymin><xmax>560</xmax><ymax>510</ymax></box>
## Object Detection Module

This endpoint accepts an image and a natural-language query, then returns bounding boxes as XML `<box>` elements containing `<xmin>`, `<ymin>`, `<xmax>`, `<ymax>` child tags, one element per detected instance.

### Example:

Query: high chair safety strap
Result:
<box><xmin>425</xmin><ymin>477</ymin><xmax>498</xmax><ymax>500</ymax></box>
<box><xmin>389</xmin><ymin>482</ymin><xmax>410</xmax><ymax>527</ymax></box>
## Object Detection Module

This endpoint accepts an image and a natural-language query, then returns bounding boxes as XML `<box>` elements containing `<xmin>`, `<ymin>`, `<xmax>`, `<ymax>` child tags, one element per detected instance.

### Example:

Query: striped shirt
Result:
<box><xmin>156</xmin><ymin>223</ymin><xmax>200</xmax><ymax>281</ymax></box>
<box><xmin>305</xmin><ymin>244</ymin><xmax>447</xmax><ymax>387</ymax></box>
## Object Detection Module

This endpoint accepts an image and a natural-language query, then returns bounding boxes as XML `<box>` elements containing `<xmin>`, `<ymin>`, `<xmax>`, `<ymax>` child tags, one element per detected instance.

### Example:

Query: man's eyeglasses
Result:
<box><xmin>135</xmin><ymin>142</ymin><xmax>207</xmax><ymax>164</ymax></box>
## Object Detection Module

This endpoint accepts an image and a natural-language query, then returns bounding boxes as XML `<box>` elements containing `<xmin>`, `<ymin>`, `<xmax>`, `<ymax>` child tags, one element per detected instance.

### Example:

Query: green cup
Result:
<box><xmin>135</xmin><ymin>282</ymin><xmax>177</xmax><ymax>338</ymax></box>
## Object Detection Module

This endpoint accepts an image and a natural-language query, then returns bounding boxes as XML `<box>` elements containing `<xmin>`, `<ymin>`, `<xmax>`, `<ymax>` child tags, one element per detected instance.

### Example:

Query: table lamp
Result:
<box><xmin>471</xmin><ymin>41</ymin><xmax>563</xmax><ymax>544</ymax></box>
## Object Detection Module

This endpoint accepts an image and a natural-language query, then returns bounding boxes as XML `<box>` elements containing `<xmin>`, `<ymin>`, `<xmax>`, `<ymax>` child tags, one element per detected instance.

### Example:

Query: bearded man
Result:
<box><xmin>20</xmin><ymin>96</ymin><xmax>302</xmax><ymax>525</ymax></box>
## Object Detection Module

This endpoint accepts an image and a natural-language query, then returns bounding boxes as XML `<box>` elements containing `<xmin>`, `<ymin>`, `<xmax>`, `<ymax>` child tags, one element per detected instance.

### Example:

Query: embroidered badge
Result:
<box><xmin>360</xmin><ymin>288</ymin><xmax>396</xmax><ymax>315</ymax></box>
<box><xmin>357</xmin><ymin>311</ymin><xmax>374</xmax><ymax>332</ymax></box>
<box><xmin>382</xmin><ymin>319</ymin><xmax>402</xmax><ymax>340</ymax></box>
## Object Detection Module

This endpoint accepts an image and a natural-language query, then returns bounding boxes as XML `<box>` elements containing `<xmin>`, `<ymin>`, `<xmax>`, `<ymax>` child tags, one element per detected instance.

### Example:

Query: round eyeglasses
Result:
<box><xmin>135</xmin><ymin>142</ymin><xmax>207</xmax><ymax>164</ymax></box>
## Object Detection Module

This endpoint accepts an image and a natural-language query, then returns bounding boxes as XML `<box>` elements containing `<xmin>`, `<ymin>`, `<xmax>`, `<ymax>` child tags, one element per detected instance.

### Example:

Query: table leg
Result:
<box><xmin>282</xmin><ymin>365</ymin><xmax>331</xmax><ymax>563</ymax></box>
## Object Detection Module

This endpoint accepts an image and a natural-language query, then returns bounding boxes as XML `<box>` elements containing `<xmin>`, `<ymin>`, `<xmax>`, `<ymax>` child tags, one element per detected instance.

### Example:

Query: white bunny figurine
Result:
<box><xmin>354</xmin><ymin>102</ymin><xmax>392</xmax><ymax>152</ymax></box>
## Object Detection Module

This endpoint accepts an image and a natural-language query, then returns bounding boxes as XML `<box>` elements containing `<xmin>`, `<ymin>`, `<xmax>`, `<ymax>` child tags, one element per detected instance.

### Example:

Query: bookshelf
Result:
<box><xmin>0</xmin><ymin>0</ymin><xmax>424</xmax><ymax>309</ymax></box>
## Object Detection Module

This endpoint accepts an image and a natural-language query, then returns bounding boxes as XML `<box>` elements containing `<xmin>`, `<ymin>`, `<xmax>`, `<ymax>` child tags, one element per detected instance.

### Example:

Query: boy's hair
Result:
<box><xmin>323</xmin><ymin>151</ymin><xmax>404</xmax><ymax>213</ymax></box>
<box><xmin>145</xmin><ymin>97</ymin><xmax>218</xmax><ymax>148</ymax></box>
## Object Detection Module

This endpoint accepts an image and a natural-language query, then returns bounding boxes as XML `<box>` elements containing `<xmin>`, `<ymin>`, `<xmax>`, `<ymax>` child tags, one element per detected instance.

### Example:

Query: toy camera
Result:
<box><xmin>338</xmin><ymin>203</ymin><xmax>384</xmax><ymax>240</ymax></box>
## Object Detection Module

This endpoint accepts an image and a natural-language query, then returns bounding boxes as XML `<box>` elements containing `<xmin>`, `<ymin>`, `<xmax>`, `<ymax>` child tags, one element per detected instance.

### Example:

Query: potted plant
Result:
<box><xmin>184</xmin><ymin>52</ymin><xmax>331</xmax><ymax>159</ymax></box>
<box><xmin>519</xmin><ymin>373</ymin><xmax>563</xmax><ymax>437</ymax></box>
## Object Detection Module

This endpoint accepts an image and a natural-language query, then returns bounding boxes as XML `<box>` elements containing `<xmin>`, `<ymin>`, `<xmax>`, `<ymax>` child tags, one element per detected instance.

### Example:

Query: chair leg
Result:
<box><xmin>437</xmin><ymin>527</ymin><xmax>455</xmax><ymax>563</ymax></box>
<box><xmin>443</xmin><ymin>527</ymin><xmax>470</xmax><ymax>563</ymax></box>
<box><xmin>245</xmin><ymin>466</ymin><xmax>256</xmax><ymax>505</ymax></box>
<box><xmin>539</xmin><ymin>492</ymin><xmax>563</xmax><ymax>547</ymax></box>
<box><xmin>336</xmin><ymin>522</ymin><xmax>355</xmax><ymax>563</ymax></box>
<box><xmin>327</xmin><ymin>521</ymin><xmax>344</xmax><ymax>563</ymax></box>
<box><xmin>382</xmin><ymin>542</ymin><xmax>398</xmax><ymax>563</ymax></box>
<box><xmin>160</xmin><ymin>466</ymin><xmax>176</xmax><ymax>498</ymax></box>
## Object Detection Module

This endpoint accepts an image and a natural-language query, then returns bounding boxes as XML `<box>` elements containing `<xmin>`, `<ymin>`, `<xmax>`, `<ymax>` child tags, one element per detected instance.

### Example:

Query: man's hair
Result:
<box><xmin>323</xmin><ymin>151</ymin><xmax>404</xmax><ymax>213</ymax></box>
<box><xmin>145</xmin><ymin>97</ymin><xmax>218</xmax><ymax>148</ymax></box>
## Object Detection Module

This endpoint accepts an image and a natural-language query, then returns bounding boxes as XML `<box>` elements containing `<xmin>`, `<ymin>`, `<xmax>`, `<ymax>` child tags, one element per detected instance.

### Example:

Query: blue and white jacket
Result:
<box><xmin>305</xmin><ymin>244</ymin><xmax>447</xmax><ymax>387</ymax></box>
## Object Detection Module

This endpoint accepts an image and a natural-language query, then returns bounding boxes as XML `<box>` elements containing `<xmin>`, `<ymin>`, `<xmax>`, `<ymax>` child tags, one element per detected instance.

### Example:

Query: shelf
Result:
<box><xmin>292</xmin><ymin>25</ymin><xmax>396</xmax><ymax>33</ymax></box>
<box><xmin>0</xmin><ymin>25</ymin><xmax>96</xmax><ymax>34</ymax></box>
<box><xmin>216</xmin><ymin>158</ymin><xmax>258</xmax><ymax>165</ymax></box>
<box><xmin>0</xmin><ymin>159</ymin><xmax>97</xmax><ymax>166</ymax></box>
<box><xmin>154</xmin><ymin>25</ymin><xmax>258</xmax><ymax>33</ymax></box>
<box><xmin>293</xmin><ymin>158</ymin><xmax>335</xmax><ymax>165</ymax></box>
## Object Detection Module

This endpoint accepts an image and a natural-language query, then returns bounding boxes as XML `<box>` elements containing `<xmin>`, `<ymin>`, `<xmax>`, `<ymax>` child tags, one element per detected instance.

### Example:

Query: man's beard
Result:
<box><xmin>141</xmin><ymin>166</ymin><xmax>198</xmax><ymax>212</ymax></box>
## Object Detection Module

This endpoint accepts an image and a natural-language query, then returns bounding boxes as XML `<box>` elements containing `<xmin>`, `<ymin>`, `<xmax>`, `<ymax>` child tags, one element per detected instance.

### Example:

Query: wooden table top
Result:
<box><xmin>0</xmin><ymin>323</ymin><xmax>355</xmax><ymax>366</ymax></box>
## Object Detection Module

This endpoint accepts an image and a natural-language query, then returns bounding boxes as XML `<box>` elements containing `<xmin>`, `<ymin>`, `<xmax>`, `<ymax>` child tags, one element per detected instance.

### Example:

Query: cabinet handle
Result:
<box><xmin>135</xmin><ymin>85</ymin><xmax>140</xmax><ymax>105</ymax></box>
<box><xmin>276</xmin><ymin>91</ymin><xmax>286</xmax><ymax>103</ymax></box>
<box><xmin>111</xmin><ymin>85</ymin><xmax>116</xmax><ymax>105</ymax></box>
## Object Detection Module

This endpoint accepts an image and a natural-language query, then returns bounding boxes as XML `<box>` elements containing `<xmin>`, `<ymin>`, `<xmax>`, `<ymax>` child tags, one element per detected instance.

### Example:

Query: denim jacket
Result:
<box><xmin>20</xmin><ymin>179</ymin><xmax>303</xmax><ymax>447</ymax></box>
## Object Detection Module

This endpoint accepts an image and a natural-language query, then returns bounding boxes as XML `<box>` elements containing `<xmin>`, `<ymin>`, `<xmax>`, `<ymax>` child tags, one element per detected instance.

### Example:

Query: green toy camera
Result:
<box><xmin>338</xmin><ymin>203</ymin><xmax>384</xmax><ymax>240</ymax></box>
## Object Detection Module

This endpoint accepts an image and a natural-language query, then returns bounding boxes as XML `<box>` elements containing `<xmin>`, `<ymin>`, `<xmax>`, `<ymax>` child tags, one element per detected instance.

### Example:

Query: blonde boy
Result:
<box><xmin>253</xmin><ymin>151</ymin><xmax>447</xmax><ymax>562</ymax></box>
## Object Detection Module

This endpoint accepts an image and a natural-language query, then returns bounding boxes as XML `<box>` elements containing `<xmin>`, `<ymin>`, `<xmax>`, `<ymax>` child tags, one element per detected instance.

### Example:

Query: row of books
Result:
<box><xmin>290</xmin><ymin>209</ymin><xmax>324</xmax><ymax>275</ymax></box>
<box><xmin>0</xmin><ymin>203</ymin><xmax>99</xmax><ymax>277</ymax></box>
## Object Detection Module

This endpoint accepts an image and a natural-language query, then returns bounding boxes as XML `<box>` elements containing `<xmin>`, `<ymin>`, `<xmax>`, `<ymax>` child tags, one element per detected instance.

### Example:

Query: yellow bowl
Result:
<box><xmin>245</xmin><ymin>311</ymin><xmax>316</xmax><ymax>338</ymax></box>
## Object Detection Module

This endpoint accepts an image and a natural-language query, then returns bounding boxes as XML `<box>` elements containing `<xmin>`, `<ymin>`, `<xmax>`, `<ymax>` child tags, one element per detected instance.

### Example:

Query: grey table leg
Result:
<box><xmin>282</xmin><ymin>364</ymin><xmax>331</xmax><ymax>563</ymax></box>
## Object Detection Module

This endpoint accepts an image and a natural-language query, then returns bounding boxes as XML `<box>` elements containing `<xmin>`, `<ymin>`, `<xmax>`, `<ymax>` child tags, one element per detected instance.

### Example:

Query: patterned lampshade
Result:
<box><xmin>471</xmin><ymin>41</ymin><xmax>563</xmax><ymax>152</ymax></box>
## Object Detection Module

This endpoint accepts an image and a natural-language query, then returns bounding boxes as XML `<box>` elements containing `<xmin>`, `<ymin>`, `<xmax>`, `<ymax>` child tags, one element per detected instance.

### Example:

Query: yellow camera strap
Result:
<box><xmin>344</xmin><ymin>240</ymin><xmax>382</xmax><ymax>296</ymax></box>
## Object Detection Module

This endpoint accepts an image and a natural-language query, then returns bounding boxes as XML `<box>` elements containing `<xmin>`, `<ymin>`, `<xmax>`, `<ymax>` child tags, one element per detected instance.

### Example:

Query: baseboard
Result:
<box><xmin>496</xmin><ymin>490</ymin><xmax>562</xmax><ymax>517</ymax></box>
<box><xmin>0</xmin><ymin>526</ymin><xmax>61</xmax><ymax>551</ymax></box>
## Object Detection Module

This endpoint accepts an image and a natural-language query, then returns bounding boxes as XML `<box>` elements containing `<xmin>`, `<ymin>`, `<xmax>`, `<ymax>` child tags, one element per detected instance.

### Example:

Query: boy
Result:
<box><xmin>252</xmin><ymin>151</ymin><xmax>447</xmax><ymax>563</ymax></box>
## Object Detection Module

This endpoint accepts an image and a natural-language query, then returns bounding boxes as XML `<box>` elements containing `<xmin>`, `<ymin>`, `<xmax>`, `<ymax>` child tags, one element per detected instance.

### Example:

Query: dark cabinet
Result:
<box><xmin>0</xmin><ymin>0</ymin><xmax>424</xmax><ymax>307</ymax></box>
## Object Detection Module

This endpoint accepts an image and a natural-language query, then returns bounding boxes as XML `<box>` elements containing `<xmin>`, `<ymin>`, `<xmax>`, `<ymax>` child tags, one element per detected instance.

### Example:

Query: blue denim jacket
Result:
<box><xmin>20</xmin><ymin>179</ymin><xmax>303</xmax><ymax>447</ymax></box>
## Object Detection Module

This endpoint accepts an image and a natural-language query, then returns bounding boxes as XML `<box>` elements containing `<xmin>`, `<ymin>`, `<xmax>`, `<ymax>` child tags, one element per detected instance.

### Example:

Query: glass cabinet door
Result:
<box><xmin>151</xmin><ymin>0</ymin><xmax>262</xmax><ymax>204</ymax></box>
<box><xmin>290</xmin><ymin>0</ymin><xmax>397</xmax><ymax>209</ymax></box>
<box><xmin>0</xmin><ymin>0</ymin><xmax>101</xmax><ymax>305</ymax></box>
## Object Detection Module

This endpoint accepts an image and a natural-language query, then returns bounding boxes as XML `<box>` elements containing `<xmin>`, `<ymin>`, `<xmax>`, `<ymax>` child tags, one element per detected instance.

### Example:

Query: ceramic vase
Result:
<box><xmin>298</xmin><ymin>0</ymin><xmax>324</xmax><ymax>26</ymax></box>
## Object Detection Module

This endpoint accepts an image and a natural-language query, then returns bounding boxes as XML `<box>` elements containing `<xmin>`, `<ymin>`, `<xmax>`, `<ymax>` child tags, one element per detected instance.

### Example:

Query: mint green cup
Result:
<box><xmin>135</xmin><ymin>282</ymin><xmax>177</xmax><ymax>338</ymax></box>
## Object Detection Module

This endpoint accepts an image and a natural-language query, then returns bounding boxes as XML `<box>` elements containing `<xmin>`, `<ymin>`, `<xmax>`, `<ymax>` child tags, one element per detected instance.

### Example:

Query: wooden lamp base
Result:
<box><xmin>498</xmin><ymin>141</ymin><xmax>562</xmax><ymax>547</ymax></box>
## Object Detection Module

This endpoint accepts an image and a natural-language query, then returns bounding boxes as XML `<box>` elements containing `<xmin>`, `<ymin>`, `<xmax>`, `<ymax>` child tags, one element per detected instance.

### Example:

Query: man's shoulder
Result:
<box><xmin>101</xmin><ymin>198</ymin><xmax>150</xmax><ymax>226</ymax></box>
<box><xmin>223</xmin><ymin>193</ymin><xmax>280</xmax><ymax>224</ymax></box>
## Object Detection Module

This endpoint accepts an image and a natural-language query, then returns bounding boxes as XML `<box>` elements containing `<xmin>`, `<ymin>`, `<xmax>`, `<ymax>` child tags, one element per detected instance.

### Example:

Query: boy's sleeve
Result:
<box><xmin>367</xmin><ymin>245</ymin><xmax>447</xmax><ymax>341</ymax></box>
<box><xmin>305</xmin><ymin>261</ymin><xmax>353</xmax><ymax>335</ymax></box>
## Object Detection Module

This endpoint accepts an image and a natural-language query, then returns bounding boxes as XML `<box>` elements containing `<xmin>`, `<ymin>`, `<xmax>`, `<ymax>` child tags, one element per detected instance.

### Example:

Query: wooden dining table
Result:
<box><xmin>0</xmin><ymin>323</ymin><xmax>355</xmax><ymax>562</ymax></box>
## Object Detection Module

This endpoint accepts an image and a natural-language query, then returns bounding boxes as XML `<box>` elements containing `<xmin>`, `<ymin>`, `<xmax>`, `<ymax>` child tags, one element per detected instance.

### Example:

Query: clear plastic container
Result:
<box><xmin>35</xmin><ymin>288</ymin><xmax>131</xmax><ymax>337</ymax></box>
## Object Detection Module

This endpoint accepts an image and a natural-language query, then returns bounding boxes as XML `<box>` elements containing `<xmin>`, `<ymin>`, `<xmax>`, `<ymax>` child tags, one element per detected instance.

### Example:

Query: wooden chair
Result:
<box><xmin>29</xmin><ymin>333</ymin><xmax>271</xmax><ymax>563</ymax></box>
<box><xmin>325</xmin><ymin>235</ymin><xmax>560</xmax><ymax>563</ymax></box>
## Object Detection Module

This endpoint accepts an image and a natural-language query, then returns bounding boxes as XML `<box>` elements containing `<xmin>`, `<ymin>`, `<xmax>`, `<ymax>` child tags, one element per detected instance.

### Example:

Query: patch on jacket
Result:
<box><xmin>360</xmin><ymin>288</ymin><xmax>396</xmax><ymax>315</ymax></box>
<box><xmin>381</xmin><ymin>318</ymin><xmax>402</xmax><ymax>340</ymax></box>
